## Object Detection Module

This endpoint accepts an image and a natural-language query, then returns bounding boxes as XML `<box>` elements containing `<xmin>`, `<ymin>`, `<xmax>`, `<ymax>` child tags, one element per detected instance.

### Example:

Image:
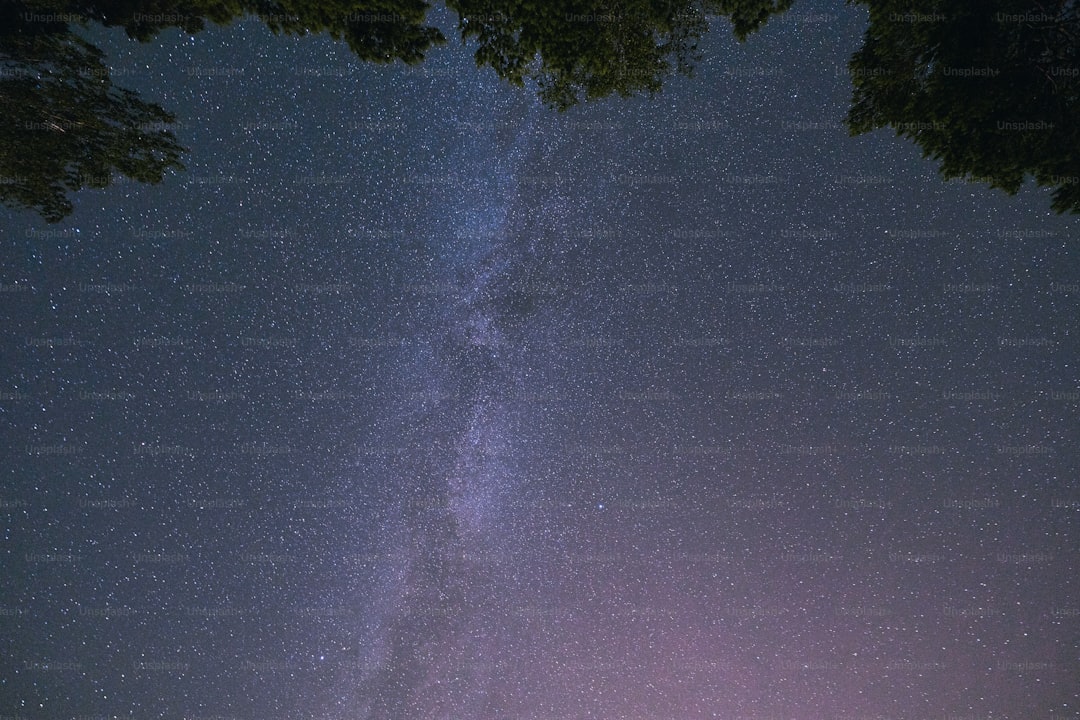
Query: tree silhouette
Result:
<box><xmin>21</xmin><ymin>0</ymin><xmax>787</xmax><ymax>105</ymax></box>
<box><xmin>19</xmin><ymin>0</ymin><xmax>1078</xmax><ymax>221</ymax></box>
<box><xmin>847</xmin><ymin>0</ymin><xmax>1080</xmax><ymax>213</ymax></box>
<box><xmin>6</xmin><ymin>0</ymin><xmax>1080</xmax><ymax>220</ymax></box>
<box><xmin>2</xmin><ymin>0</ymin><xmax>449</xmax><ymax>222</ymax></box>
<box><xmin>2</xmin><ymin>0</ymin><xmax>796</xmax><ymax>221</ymax></box>
<box><xmin>445</xmin><ymin>0</ymin><xmax>793</xmax><ymax>109</ymax></box>
<box><xmin>708</xmin><ymin>0</ymin><xmax>795</xmax><ymax>40</ymax></box>
<box><xmin>0</xmin><ymin>9</ymin><xmax>185</xmax><ymax>222</ymax></box>
<box><xmin>18</xmin><ymin>0</ymin><xmax>447</xmax><ymax>61</ymax></box>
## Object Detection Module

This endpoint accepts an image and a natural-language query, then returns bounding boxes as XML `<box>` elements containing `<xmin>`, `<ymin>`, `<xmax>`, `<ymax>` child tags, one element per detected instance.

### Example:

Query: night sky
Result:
<box><xmin>2</xmin><ymin>2</ymin><xmax>1080</xmax><ymax>719</ymax></box>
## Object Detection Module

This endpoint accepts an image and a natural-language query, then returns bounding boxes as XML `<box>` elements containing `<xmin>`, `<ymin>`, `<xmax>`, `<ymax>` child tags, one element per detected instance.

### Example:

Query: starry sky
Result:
<box><xmin>2</xmin><ymin>2</ymin><xmax>1079</xmax><ymax>719</ymax></box>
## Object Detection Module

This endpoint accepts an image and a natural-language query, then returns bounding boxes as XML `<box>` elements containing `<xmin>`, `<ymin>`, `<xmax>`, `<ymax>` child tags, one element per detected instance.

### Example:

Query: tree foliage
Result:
<box><xmin>445</xmin><ymin>0</ymin><xmax>792</xmax><ymax>109</ymax></box>
<box><xmin>0</xmin><ymin>8</ymin><xmax>185</xmax><ymax>222</ymax></box>
<box><xmin>2</xmin><ymin>0</ymin><xmax>794</xmax><ymax>221</ymax></box>
<box><xmin>847</xmin><ymin>0</ymin><xmax>1080</xmax><ymax>213</ymax></box>
<box><xmin>11</xmin><ymin>0</ymin><xmax>1078</xmax><ymax>221</ymax></box>
<box><xmin>707</xmin><ymin>0</ymin><xmax>794</xmax><ymax>41</ymax></box>
<box><xmin>21</xmin><ymin>0</ymin><xmax>447</xmax><ymax>62</ymax></box>
<box><xmin>1</xmin><ymin>0</ymin><xmax>449</xmax><ymax>222</ymax></box>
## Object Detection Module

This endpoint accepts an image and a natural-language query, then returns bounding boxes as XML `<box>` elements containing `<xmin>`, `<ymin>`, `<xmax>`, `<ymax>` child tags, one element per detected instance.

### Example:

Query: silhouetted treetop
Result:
<box><xmin>0</xmin><ymin>11</ymin><xmax>185</xmax><ymax>221</ymax></box>
<box><xmin>6</xmin><ymin>0</ymin><xmax>1079</xmax><ymax>221</ymax></box>
<box><xmin>16</xmin><ymin>0</ymin><xmax>447</xmax><ymax>62</ymax></box>
<box><xmin>707</xmin><ymin>0</ymin><xmax>794</xmax><ymax>40</ymax></box>
<box><xmin>445</xmin><ymin>0</ymin><xmax>793</xmax><ymax>109</ymax></box>
<box><xmin>848</xmin><ymin>0</ymin><xmax>1080</xmax><ymax>213</ymax></box>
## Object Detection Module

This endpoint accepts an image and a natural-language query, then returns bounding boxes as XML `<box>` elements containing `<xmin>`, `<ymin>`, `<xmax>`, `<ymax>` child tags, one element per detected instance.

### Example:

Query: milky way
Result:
<box><xmin>2</xmin><ymin>3</ymin><xmax>1079</xmax><ymax>720</ymax></box>
<box><xmin>342</xmin><ymin>87</ymin><xmax>549</xmax><ymax>720</ymax></box>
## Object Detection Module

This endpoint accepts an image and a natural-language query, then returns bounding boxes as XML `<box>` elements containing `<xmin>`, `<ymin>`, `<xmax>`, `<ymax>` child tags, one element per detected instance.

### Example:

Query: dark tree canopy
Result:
<box><xmin>1</xmin><ymin>0</ymin><xmax>449</xmax><ymax>223</ymax></box>
<box><xmin>18</xmin><ymin>0</ymin><xmax>447</xmax><ymax>61</ymax></box>
<box><xmin>707</xmin><ymin>0</ymin><xmax>794</xmax><ymax>40</ymax></box>
<box><xmin>445</xmin><ymin>0</ymin><xmax>793</xmax><ymax>109</ymax></box>
<box><xmin>447</xmin><ymin>0</ymin><xmax>706</xmax><ymax>110</ymax></box>
<box><xmin>1</xmin><ymin>0</ymin><xmax>794</xmax><ymax>221</ymax></box>
<box><xmin>6</xmin><ymin>0</ymin><xmax>1079</xmax><ymax>222</ymax></box>
<box><xmin>0</xmin><ymin>8</ymin><xmax>185</xmax><ymax>222</ymax></box>
<box><xmin>848</xmin><ymin>0</ymin><xmax>1080</xmax><ymax>213</ymax></box>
